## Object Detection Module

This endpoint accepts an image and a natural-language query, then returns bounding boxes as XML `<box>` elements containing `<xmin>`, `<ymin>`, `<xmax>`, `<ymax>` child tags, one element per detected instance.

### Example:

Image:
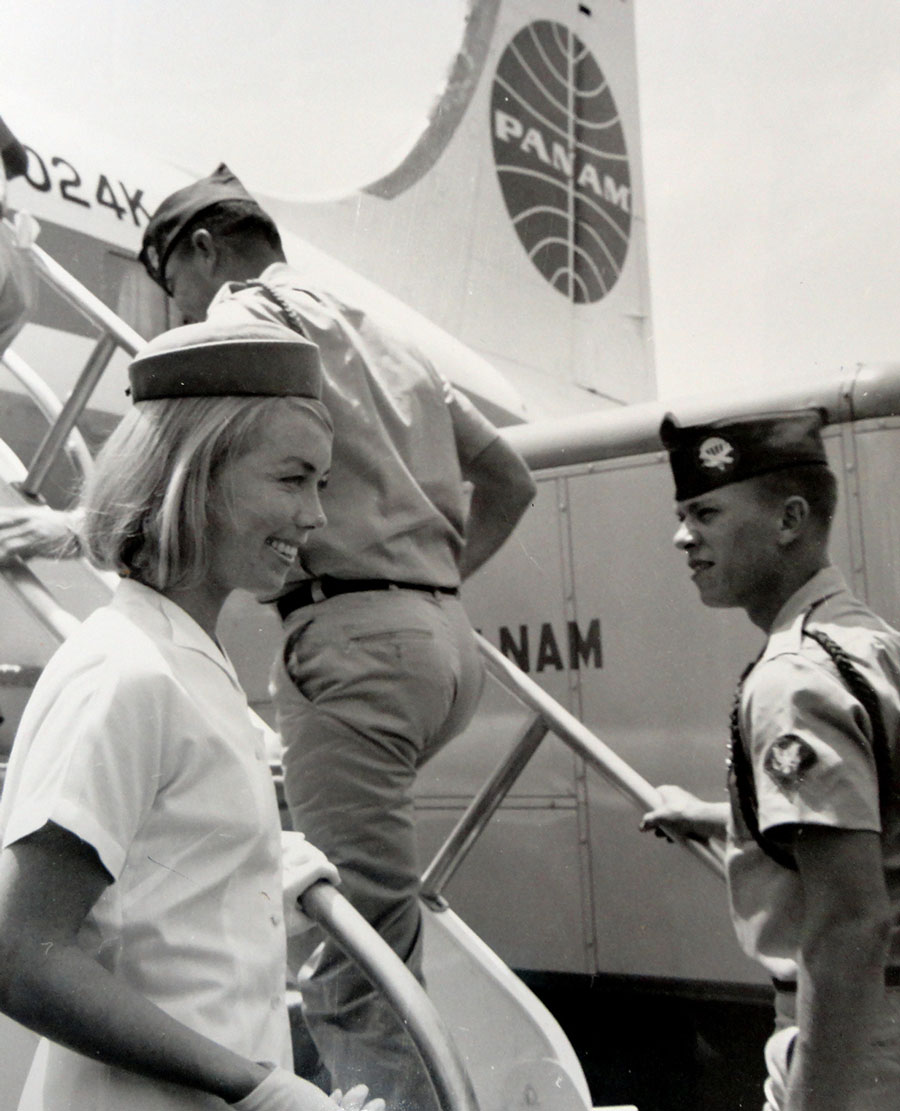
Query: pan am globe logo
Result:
<box><xmin>491</xmin><ymin>21</ymin><xmax>632</xmax><ymax>304</ymax></box>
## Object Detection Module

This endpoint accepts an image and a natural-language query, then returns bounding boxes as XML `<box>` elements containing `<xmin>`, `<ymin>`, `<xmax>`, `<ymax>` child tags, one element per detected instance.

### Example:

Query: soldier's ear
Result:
<box><xmin>186</xmin><ymin>228</ymin><xmax>218</xmax><ymax>273</ymax></box>
<box><xmin>778</xmin><ymin>495</ymin><xmax>810</xmax><ymax>545</ymax></box>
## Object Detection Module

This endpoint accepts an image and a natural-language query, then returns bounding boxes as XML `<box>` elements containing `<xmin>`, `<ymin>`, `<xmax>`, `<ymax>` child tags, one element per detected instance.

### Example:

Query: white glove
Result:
<box><xmin>331</xmin><ymin>1085</ymin><xmax>386</xmax><ymax>1111</ymax></box>
<box><xmin>231</xmin><ymin>1065</ymin><xmax>336</xmax><ymax>1110</ymax></box>
<box><xmin>232</xmin><ymin>1067</ymin><xmax>384</xmax><ymax>1111</ymax></box>
<box><xmin>281</xmin><ymin>831</ymin><xmax>340</xmax><ymax>937</ymax></box>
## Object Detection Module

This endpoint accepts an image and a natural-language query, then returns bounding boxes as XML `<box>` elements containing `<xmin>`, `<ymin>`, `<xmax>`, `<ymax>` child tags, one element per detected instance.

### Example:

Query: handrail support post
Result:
<box><xmin>21</xmin><ymin>332</ymin><xmax>117</xmax><ymax>497</ymax></box>
<box><xmin>421</xmin><ymin>713</ymin><xmax>548</xmax><ymax>904</ymax></box>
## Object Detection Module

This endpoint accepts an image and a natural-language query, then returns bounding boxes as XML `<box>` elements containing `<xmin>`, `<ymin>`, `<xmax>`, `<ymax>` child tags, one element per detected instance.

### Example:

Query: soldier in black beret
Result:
<box><xmin>643</xmin><ymin>409</ymin><xmax>900</xmax><ymax>1109</ymax></box>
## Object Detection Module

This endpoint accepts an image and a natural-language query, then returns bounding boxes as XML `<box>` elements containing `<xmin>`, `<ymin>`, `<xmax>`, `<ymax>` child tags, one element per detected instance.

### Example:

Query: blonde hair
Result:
<box><xmin>81</xmin><ymin>395</ymin><xmax>331</xmax><ymax>590</ymax></box>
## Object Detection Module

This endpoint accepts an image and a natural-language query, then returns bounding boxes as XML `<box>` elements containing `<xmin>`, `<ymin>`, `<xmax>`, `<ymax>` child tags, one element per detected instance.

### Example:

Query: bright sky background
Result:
<box><xmin>1</xmin><ymin>1</ymin><xmax>466</xmax><ymax>199</ymax></box>
<box><xmin>635</xmin><ymin>2</ymin><xmax>900</xmax><ymax>399</ymax></box>
<box><xmin>3</xmin><ymin>1</ymin><xmax>899</xmax><ymax>403</ymax></box>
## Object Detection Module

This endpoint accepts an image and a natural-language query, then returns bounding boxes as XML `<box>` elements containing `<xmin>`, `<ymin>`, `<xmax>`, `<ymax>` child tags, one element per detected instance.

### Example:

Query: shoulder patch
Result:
<box><xmin>763</xmin><ymin>735</ymin><xmax>817</xmax><ymax>791</ymax></box>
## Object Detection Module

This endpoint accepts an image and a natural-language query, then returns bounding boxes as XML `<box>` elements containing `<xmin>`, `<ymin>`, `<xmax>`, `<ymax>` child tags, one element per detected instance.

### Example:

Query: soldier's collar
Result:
<box><xmin>763</xmin><ymin>566</ymin><xmax>847</xmax><ymax>656</ymax></box>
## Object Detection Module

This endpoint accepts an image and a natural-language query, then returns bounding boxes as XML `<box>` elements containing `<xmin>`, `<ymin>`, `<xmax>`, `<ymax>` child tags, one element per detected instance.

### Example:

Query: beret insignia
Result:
<box><xmin>697</xmin><ymin>436</ymin><xmax>736</xmax><ymax>473</ymax></box>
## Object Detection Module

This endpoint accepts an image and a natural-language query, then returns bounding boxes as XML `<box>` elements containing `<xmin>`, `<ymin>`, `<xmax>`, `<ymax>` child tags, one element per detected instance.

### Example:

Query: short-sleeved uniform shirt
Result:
<box><xmin>0</xmin><ymin>579</ymin><xmax>292</xmax><ymax>1110</ymax></box>
<box><xmin>206</xmin><ymin>262</ymin><xmax>499</xmax><ymax>587</ymax></box>
<box><xmin>726</xmin><ymin>566</ymin><xmax>900</xmax><ymax>980</ymax></box>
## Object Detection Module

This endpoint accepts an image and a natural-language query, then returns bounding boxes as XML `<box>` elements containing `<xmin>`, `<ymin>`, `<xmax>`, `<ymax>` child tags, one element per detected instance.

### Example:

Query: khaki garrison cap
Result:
<box><xmin>128</xmin><ymin>319</ymin><xmax>322</xmax><ymax>402</ymax></box>
<box><xmin>138</xmin><ymin>162</ymin><xmax>260</xmax><ymax>290</ymax></box>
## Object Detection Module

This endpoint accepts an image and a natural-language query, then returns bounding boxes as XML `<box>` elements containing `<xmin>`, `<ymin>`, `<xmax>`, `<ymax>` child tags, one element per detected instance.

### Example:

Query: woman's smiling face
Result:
<box><xmin>205</xmin><ymin>402</ymin><xmax>332</xmax><ymax>600</ymax></box>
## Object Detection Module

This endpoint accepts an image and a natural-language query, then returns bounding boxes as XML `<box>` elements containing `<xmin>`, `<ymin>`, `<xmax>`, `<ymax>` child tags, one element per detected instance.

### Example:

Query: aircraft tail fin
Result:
<box><xmin>266</xmin><ymin>0</ymin><xmax>654</xmax><ymax>418</ymax></box>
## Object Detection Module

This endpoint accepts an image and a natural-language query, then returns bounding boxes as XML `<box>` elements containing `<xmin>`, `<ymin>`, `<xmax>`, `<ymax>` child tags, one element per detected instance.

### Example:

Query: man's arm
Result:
<box><xmin>785</xmin><ymin>825</ymin><xmax>891</xmax><ymax>1111</ymax></box>
<box><xmin>0</xmin><ymin>505</ymin><xmax>82</xmax><ymax>563</ymax></box>
<box><xmin>458</xmin><ymin>435</ymin><xmax>535</xmax><ymax>580</ymax></box>
<box><xmin>640</xmin><ymin>785</ymin><xmax>729</xmax><ymax>841</ymax></box>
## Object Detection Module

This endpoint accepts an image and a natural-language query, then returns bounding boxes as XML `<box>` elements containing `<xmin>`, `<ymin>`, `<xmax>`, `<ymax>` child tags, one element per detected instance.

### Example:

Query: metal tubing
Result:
<box><xmin>1</xmin><ymin>350</ymin><xmax>94</xmax><ymax>479</ymax></box>
<box><xmin>500</xmin><ymin>367</ymin><xmax>872</xmax><ymax>473</ymax></box>
<box><xmin>9</xmin><ymin>227</ymin><xmax>147</xmax><ymax>496</ymax></box>
<box><xmin>0</xmin><ymin>442</ymin><xmax>93</xmax><ymax>643</ymax></box>
<box><xmin>22</xmin><ymin>332</ymin><xmax>117</xmax><ymax>496</ymax></box>
<box><xmin>475</xmin><ymin>635</ymin><xmax>727</xmax><ymax>880</ymax></box>
<box><xmin>26</xmin><ymin>240</ymin><xmax>145</xmax><ymax>356</ymax></box>
<box><xmin>300</xmin><ymin>881</ymin><xmax>480</xmax><ymax>1111</ymax></box>
<box><xmin>421</xmin><ymin>713</ymin><xmax>548</xmax><ymax>902</ymax></box>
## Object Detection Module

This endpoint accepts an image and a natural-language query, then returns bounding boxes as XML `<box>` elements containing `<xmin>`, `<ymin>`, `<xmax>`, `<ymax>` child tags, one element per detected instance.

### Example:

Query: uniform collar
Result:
<box><xmin>763</xmin><ymin>565</ymin><xmax>848</xmax><ymax>657</ymax></box>
<box><xmin>208</xmin><ymin>261</ymin><xmax>299</xmax><ymax>312</ymax></box>
<box><xmin>259</xmin><ymin>261</ymin><xmax>293</xmax><ymax>282</ymax></box>
<box><xmin>248</xmin><ymin>260</ymin><xmax>319</xmax><ymax>296</ymax></box>
<box><xmin>111</xmin><ymin>578</ymin><xmax>243</xmax><ymax>690</ymax></box>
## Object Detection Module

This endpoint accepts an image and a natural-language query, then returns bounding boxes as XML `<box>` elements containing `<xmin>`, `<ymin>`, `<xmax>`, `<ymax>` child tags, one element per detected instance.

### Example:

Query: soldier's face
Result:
<box><xmin>673</xmin><ymin>479</ymin><xmax>783</xmax><ymax>617</ymax></box>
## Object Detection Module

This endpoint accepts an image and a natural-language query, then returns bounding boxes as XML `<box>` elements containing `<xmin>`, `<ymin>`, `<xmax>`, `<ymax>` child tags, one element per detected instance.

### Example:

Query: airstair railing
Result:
<box><xmin>0</xmin><ymin>439</ymin><xmax>91</xmax><ymax>643</ymax></box>
<box><xmin>0</xmin><ymin>349</ymin><xmax>94</xmax><ymax>479</ymax></box>
<box><xmin>421</xmin><ymin>634</ymin><xmax>726</xmax><ymax>905</ymax></box>
<box><xmin>21</xmin><ymin>331</ymin><xmax>117</xmax><ymax>498</ymax></box>
<box><xmin>25</xmin><ymin>237</ymin><xmax>146</xmax><ymax>356</ymax></box>
<box><xmin>301</xmin><ymin>881</ymin><xmax>480</xmax><ymax>1111</ymax></box>
<box><xmin>12</xmin><ymin>235</ymin><xmax>145</xmax><ymax>500</ymax></box>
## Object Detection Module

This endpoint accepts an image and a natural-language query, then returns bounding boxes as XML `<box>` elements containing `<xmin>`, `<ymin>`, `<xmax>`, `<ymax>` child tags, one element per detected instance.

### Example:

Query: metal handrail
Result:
<box><xmin>422</xmin><ymin>634</ymin><xmax>726</xmax><ymax>902</ymax></box>
<box><xmin>422</xmin><ymin>713</ymin><xmax>548</xmax><ymax>904</ymax></box>
<box><xmin>0</xmin><ymin>438</ymin><xmax>96</xmax><ymax>642</ymax></box>
<box><xmin>300</xmin><ymin>881</ymin><xmax>480</xmax><ymax>1111</ymax></box>
<box><xmin>0</xmin><ymin>350</ymin><xmax>94</xmax><ymax>480</ymax></box>
<box><xmin>25</xmin><ymin>238</ymin><xmax>145</xmax><ymax>357</ymax></box>
<box><xmin>21</xmin><ymin>332</ymin><xmax>119</xmax><ymax>497</ymax></box>
<box><xmin>1</xmin><ymin>219</ymin><xmax>146</xmax><ymax>499</ymax></box>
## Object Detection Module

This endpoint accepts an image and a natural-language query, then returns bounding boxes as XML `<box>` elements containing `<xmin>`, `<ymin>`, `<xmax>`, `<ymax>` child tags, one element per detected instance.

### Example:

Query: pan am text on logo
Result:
<box><xmin>491</xmin><ymin>21</ymin><xmax>632</xmax><ymax>305</ymax></box>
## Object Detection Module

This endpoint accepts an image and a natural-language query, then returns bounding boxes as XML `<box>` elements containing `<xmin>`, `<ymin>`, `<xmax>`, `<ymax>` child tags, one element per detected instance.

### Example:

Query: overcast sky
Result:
<box><xmin>635</xmin><ymin>2</ymin><xmax>900</xmax><ymax>398</ymax></box>
<box><xmin>3</xmin><ymin>1</ymin><xmax>898</xmax><ymax>402</ymax></box>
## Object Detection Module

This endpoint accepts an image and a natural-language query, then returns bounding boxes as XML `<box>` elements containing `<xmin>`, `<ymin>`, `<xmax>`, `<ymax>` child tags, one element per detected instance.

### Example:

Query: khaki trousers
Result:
<box><xmin>272</xmin><ymin>588</ymin><xmax>484</xmax><ymax>1111</ymax></box>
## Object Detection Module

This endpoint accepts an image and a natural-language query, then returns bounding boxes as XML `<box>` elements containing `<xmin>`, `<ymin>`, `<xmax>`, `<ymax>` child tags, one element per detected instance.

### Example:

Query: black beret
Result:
<box><xmin>138</xmin><ymin>163</ymin><xmax>261</xmax><ymax>289</ymax></box>
<box><xmin>129</xmin><ymin>319</ymin><xmax>322</xmax><ymax>402</ymax></box>
<box><xmin>660</xmin><ymin>409</ymin><xmax>829</xmax><ymax>501</ymax></box>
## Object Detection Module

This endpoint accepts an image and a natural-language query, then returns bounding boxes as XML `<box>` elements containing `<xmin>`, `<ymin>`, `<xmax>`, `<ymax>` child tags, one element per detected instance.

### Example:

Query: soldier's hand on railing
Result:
<box><xmin>330</xmin><ymin>1084</ymin><xmax>386</xmax><ymax>1111</ymax></box>
<box><xmin>0</xmin><ymin>505</ymin><xmax>81</xmax><ymax>563</ymax></box>
<box><xmin>281</xmin><ymin>831</ymin><xmax>340</xmax><ymax>937</ymax></box>
<box><xmin>639</xmin><ymin>785</ymin><xmax>729</xmax><ymax>843</ymax></box>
